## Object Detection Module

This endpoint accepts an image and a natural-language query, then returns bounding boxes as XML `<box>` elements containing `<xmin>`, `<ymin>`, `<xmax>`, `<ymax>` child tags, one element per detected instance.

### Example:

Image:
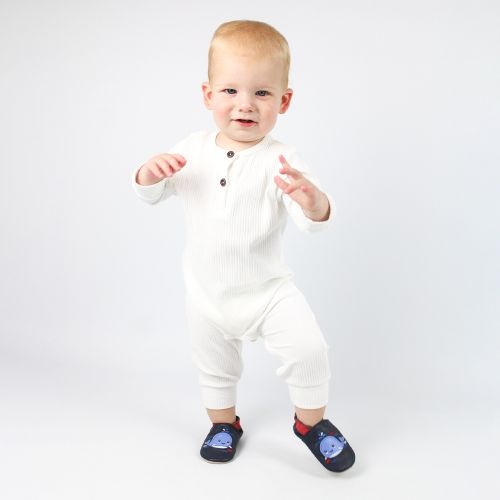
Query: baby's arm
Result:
<box><xmin>132</xmin><ymin>133</ymin><xmax>194</xmax><ymax>205</ymax></box>
<box><xmin>274</xmin><ymin>152</ymin><xmax>336</xmax><ymax>233</ymax></box>
<box><xmin>135</xmin><ymin>153</ymin><xmax>186</xmax><ymax>186</ymax></box>
<box><xmin>276</xmin><ymin>154</ymin><xmax>331</xmax><ymax>221</ymax></box>
<box><xmin>132</xmin><ymin>155</ymin><xmax>183</xmax><ymax>205</ymax></box>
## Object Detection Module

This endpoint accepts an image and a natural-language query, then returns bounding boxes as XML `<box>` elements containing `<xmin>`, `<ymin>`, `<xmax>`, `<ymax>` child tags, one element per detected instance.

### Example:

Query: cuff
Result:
<box><xmin>289</xmin><ymin>191</ymin><xmax>336</xmax><ymax>233</ymax></box>
<box><xmin>132</xmin><ymin>164</ymin><xmax>169</xmax><ymax>204</ymax></box>
<box><xmin>288</xmin><ymin>381</ymin><xmax>330</xmax><ymax>409</ymax></box>
<box><xmin>201</xmin><ymin>385</ymin><xmax>237</xmax><ymax>409</ymax></box>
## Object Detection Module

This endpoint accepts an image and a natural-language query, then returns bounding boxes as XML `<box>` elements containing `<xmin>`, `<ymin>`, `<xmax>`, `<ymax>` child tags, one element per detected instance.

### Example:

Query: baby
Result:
<box><xmin>132</xmin><ymin>19</ymin><xmax>355</xmax><ymax>472</ymax></box>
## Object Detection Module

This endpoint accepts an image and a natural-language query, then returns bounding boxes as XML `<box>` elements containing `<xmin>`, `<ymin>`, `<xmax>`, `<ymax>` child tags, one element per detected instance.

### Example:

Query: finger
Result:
<box><xmin>167</xmin><ymin>156</ymin><xmax>184</xmax><ymax>173</ymax></box>
<box><xmin>284</xmin><ymin>183</ymin><xmax>301</xmax><ymax>195</ymax></box>
<box><xmin>154</xmin><ymin>159</ymin><xmax>169</xmax><ymax>177</ymax></box>
<box><xmin>171</xmin><ymin>154</ymin><xmax>187</xmax><ymax>165</ymax></box>
<box><xmin>274</xmin><ymin>175</ymin><xmax>289</xmax><ymax>191</ymax></box>
<box><xmin>274</xmin><ymin>175</ymin><xmax>300</xmax><ymax>195</ymax></box>
<box><xmin>168</xmin><ymin>154</ymin><xmax>187</xmax><ymax>170</ymax></box>
<box><xmin>158</xmin><ymin>155</ymin><xmax>181</xmax><ymax>174</ymax></box>
<box><xmin>165</xmin><ymin>154</ymin><xmax>186</xmax><ymax>172</ymax></box>
<box><xmin>150</xmin><ymin>161</ymin><xmax>166</xmax><ymax>178</ymax></box>
<box><xmin>158</xmin><ymin>155</ymin><xmax>183</xmax><ymax>173</ymax></box>
<box><xmin>278</xmin><ymin>154</ymin><xmax>302</xmax><ymax>178</ymax></box>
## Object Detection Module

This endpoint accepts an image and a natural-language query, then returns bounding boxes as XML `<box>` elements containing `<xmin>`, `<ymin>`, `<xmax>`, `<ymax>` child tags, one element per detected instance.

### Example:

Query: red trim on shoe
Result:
<box><xmin>230</xmin><ymin>416</ymin><xmax>242</xmax><ymax>431</ymax></box>
<box><xmin>294</xmin><ymin>415</ymin><xmax>312</xmax><ymax>436</ymax></box>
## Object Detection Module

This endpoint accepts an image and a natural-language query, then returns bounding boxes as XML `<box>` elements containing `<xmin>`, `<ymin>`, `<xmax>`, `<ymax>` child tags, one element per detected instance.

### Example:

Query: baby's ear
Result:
<box><xmin>279</xmin><ymin>88</ymin><xmax>293</xmax><ymax>114</ymax></box>
<box><xmin>201</xmin><ymin>81</ymin><xmax>213</xmax><ymax>110</ymax></box>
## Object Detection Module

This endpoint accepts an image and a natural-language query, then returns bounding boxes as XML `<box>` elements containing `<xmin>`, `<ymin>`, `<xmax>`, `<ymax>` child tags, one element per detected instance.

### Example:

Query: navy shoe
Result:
<box><xmin>200</xmin><ymin>415</ymin><xmax>244</xmax><ymax>463</ymax></box>
<box><xmin>293</xmin><ymin>413</ymin><xmax>355</xmax><ymax>472</ymax></box>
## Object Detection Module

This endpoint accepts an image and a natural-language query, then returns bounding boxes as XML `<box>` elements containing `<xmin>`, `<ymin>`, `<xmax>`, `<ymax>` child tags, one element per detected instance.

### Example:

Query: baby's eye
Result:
<box><xmin>223</xmin><ymin>88</ymin><xmax>237</xmax><ymax>94</ymax></box>
<box><xmin>256</xmin><ymin>90</ymin><xmax>269</xmax><ymax>96</ymax></box>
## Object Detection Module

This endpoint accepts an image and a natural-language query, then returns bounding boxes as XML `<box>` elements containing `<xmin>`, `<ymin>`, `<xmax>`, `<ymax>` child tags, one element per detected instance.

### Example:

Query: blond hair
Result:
<box><xmin>208</xmin><ymin>20</ymin><xmax>291</xmax><ymax>90</ymax></box>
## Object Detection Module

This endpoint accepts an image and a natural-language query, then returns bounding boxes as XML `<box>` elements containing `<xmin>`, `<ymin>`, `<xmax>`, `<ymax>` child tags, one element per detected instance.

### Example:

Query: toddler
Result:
<box><xmin>132</xmin><ymin>19</ymin><xmax>355</xmax><ymax>472</ymax></box>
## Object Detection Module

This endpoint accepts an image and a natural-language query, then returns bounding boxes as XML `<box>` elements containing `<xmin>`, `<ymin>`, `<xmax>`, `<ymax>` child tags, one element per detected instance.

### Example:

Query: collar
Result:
<box><xmin>209</xmin><ymin>130</ymin><xmax>273</xmax><ymax>157</ymax></box>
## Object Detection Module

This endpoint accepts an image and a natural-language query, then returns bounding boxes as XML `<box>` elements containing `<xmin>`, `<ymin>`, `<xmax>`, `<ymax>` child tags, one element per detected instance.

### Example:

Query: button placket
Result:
<box><xmin>214</xmin><ymin>151</ymin><xmax>236</xmax><ymax>217</ymax></box>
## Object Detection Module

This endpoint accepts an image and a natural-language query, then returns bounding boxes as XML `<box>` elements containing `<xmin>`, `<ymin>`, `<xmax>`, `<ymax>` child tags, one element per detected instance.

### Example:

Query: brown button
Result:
<box><xmin>227</xmin><ymin>151</ymin><xmax>234</xmax><ymax>158</ymax></box>
<box><xmin>220</xmin><ymin>178</ymin><xmax>226</xmax><ymax>186</ymax></box>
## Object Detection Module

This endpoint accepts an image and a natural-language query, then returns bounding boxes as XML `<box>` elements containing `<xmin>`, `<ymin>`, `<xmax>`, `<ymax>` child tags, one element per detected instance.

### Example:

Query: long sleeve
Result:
<box><xmin>132</xmin><ymin>132</ymin><xmax>195</xmax><ymax>205</ymax></box>
<box><xmin>132</xmin><ymin>163</ymin><xmax>176</xmax><ymax>205</ymax></box>
<box><xmin>278</xmin><ymin>149</ymin><xmax>336</xmax><ymax>233</ymax></box>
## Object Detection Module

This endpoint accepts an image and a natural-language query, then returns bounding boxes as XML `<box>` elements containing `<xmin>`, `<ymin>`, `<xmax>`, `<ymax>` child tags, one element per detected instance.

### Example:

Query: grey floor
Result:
<box><xmin>2</xmin><ymin>338</ymin><xmax>497</xmax><ymax>500</ymax></box>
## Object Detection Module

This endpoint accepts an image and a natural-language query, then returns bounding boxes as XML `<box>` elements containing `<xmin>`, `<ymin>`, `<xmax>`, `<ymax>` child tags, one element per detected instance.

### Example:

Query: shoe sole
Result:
<box><xmin>200</xmin><ymin>456</ymin><xmax>234</xmax><ymax>464</ymax></box>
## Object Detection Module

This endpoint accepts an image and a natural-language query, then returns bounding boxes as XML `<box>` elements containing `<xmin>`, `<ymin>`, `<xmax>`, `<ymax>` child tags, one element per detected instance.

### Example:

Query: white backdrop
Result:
<box><xmin>1</xmin><ymin>1</ymin><xmax>499</xmax><ymax>499</ymax></box>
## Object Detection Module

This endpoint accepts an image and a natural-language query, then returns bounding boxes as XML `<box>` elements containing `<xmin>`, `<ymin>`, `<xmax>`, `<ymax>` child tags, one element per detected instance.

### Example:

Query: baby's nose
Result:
<box><xmin>237</xmin><ymin>93</ymin><xmax>255</xmax><ymax>111</ymax></box>
<box><xmin>238</xmin><ymin>103</ymin><xmax>254</xmax><ymax>112</ymax></box>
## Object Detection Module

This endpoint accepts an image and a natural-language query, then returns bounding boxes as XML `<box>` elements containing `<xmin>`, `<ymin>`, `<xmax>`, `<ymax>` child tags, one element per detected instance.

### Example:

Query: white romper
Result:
<box><xmin>132</xmin><ymin>130</ymin><xmax>336</xmax><ymax>409</ymax></box>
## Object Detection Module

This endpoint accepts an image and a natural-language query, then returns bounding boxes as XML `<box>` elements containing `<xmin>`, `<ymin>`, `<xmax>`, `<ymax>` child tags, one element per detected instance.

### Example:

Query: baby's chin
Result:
<box><xmin>217</xmin><ymin>130</ymin><xmax>268</xmax><ymax>150</ymax></box>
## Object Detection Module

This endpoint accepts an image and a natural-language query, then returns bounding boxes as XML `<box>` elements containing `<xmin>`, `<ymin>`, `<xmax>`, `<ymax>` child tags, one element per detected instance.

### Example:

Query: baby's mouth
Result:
<box><xmin>234</xmin><ymin>119</ymin><xmax>256</xmax><ymax>123</ymax></box>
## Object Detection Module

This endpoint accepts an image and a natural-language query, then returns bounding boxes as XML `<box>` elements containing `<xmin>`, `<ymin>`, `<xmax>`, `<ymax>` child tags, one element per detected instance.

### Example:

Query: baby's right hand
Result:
<box><xmin>136</xmin><ymin>153</ymin><xmax>187</xmax><ymax>185</ymax></box>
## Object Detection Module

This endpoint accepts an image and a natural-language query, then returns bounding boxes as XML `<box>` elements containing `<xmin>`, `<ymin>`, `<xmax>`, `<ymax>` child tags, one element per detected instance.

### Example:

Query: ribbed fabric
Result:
<box><xmin>132</xmin><ymin>130</ymin><xmax>336</xmax><ymax>339</ymax></box>
<box><xmin>185</xmin><ymin>278</ymin><xmax>332</xmax><ymax>409</ymax></box>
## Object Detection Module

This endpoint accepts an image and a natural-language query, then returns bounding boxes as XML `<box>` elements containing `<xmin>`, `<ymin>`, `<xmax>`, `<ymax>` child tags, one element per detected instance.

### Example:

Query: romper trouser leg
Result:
<box><xmin>185</xmin><ymin>297</ymin><xmax>243</xmax><ymax>410</ymax></box>
<box><xmin>258</xmin><ymin>281</ymin><xmax>332</xmax><ymax>409</ymax></box>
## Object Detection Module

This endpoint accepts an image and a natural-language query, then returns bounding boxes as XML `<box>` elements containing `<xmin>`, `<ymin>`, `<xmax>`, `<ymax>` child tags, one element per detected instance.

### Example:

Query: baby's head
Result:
<box><xmin>202</xmin><ymin>20</ymin><xmax>293</xmax><ymax>150</ymax></box>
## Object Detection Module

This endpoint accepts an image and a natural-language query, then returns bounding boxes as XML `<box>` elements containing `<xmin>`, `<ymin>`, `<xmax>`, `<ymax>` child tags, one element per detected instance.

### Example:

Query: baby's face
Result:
<box><xmin>202</xmin><ymin>48</ymin><xmax>293</xmax><ymax>151</ymax></box>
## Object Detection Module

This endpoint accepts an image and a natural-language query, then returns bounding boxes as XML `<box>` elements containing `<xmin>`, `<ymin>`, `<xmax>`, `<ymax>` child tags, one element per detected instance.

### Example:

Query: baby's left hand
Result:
<box><xmin>274</xmin><ymin>154</ymin><xmax>330</xmax><ymax>222</ymax></box>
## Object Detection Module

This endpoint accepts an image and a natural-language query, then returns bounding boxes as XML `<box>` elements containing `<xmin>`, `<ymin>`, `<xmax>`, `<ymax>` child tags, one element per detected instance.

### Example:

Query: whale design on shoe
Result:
<box><xmin>318</xmin><ymin>432</ymin><xmax>346</xmax><ymax>461</ymax></box>
<box><xmin>203</xmin><ymin>431</ymin><xmax>233</xmax><ymax>450</ymax></box>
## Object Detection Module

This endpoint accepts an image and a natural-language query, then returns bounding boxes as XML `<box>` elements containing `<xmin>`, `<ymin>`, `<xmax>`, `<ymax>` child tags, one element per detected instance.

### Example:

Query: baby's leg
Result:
<box><xmin>259</xmin><ymin>282</ymin><xmax>331</xmax><ymax>425</ymax></box>
<box><xmin>185</xmin><ymin>299</ymin><xmax>243</xmax><ymax>424</ymax></box>
<box><xmin>257</xmin><ymin>284</ymin><xmax>355</xmax><ymax>471</ymax></box>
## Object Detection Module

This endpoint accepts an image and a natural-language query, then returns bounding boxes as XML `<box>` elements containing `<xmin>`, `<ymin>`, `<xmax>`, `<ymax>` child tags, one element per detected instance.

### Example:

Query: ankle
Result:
<box><xmin>208</xmin><ymin>413</ymin><xmax>242</xmax><ymax>431</ymax></box>
<box><xmin>294</xmin><ymin>406</ymin><xmax>326</xmax><ymax>427</ymax></box>
<box><xmin>207</xmin><ymin>406</ymin><xmax>236</xmax><ymax>424</ymax></box>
